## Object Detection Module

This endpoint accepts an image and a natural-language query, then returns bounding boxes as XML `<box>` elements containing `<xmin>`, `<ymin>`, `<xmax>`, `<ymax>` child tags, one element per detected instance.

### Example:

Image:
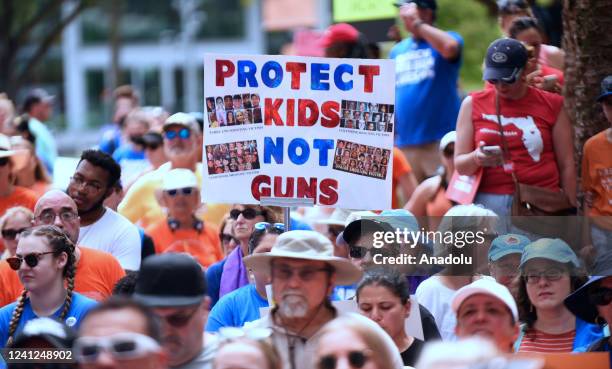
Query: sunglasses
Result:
<box><xmin>318</xmin><ymin>351</ymin><xmax>371</xmax><ymax>369</ymax></box>
<box><xmin>74</xmin><ymin>332</ymin><xmax>160</xmax><ymax>363</ymax></box>
<box><xmin>164</xmin><ymin>128</ymin><xmax>191</xmax><ymax>140</ymax></box>
<box><xmin>254</xmin><ymin>222</ymin><xmax>285</xmax><ymax>233</ymax></box>
<box><xmin>589</xmin><ymin>287</ymin><xmax>612</xmax><ymax>306</ymax></box>
<box><xmin>166</xmin><ymin>187</ymin><xmax>194</xmax><ymax>197</ymax></box>
<box><xmin>6</xmin><ymin>251</ymin><xmax>57</xmax><ymax>271</ymax></box>
<box><xmin>1</xmin><ymin>227</ymin><xmax>28</xmax><ymax>240</ymax></box>
<box><xmin>229</xmin><ymin>208</ymin><xmax>261</xmax><ymax>220</ymax></box>
<box><xmin>160</xmin><ymin>305</ymin><xmax>200</xmax><ymax>327</ymax></box>
<box><xmin>0</xmin><ymin>157</ymin><xmax>9</xmax><ymax>166</ymax></box>
<box><xmin>349</xmin><ymin>245</ymin><xmax>396</xmax><ymax>259</ymax></box>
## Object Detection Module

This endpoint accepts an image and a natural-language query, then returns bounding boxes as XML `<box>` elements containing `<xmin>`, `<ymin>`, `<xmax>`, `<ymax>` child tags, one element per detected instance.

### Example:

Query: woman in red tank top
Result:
<box><xmin>454</xmin><ymin>38</ymin><xmax>576</xmax><ymax>218</ymax></box>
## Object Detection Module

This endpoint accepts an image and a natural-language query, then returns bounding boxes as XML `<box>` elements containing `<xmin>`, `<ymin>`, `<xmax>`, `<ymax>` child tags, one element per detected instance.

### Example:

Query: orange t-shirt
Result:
<box><xmin>0</xmin><ymin>186</ymin><xmax>38</xmax><ymax>215</ymax></box>
<box><xmin>582</xmin><ymin>130</ymin><xmax>612</xmax><ymax>229</ymax></box>
<box><xmin>146</xmin><ymin>220</ymin><xmax>223</xmax><ymax>267</ymax></box>
<box><xmin>392</xmin><ymin>147</ymin><xmax>413</xmax><ymax>209</ymax></box>
<box><xmin>0</xmin><ymin>246</ymin><xmax>125</xmax><ymax>307</ymax></box>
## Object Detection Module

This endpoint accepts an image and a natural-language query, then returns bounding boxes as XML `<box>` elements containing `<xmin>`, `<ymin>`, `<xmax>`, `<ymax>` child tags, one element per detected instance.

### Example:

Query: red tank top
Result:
<box><xmin>471</xmin><ymin>87</ymin><xmax>563</xmax><ymax>194</ymax></box>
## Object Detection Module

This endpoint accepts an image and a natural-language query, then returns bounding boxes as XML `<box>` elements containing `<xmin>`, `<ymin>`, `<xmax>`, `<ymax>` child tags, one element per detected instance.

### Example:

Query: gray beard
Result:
<box><xmin>278</xmin><ymin>294</ymin><xmax>308</xmax><ymax>319</ymax></box>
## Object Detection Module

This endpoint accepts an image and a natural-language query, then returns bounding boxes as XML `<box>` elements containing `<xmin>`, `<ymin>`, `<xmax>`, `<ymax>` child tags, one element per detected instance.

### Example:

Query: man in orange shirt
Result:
<box><xmin>0</xmin><ymin>190</ymin><xmax>125</xmax><ymax>307</ymax></box>
<box><xmin>146</xmin><ymin>168</ymin><xmax>222</xmax><ymax>267</ymax></box>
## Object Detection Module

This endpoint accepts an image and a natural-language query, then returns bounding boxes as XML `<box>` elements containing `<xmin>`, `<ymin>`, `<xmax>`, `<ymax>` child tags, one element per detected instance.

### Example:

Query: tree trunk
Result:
<box><xmin>562</xmin><ymin>0</ymin><xmax>612</xmax><ymax>207</ymax></box>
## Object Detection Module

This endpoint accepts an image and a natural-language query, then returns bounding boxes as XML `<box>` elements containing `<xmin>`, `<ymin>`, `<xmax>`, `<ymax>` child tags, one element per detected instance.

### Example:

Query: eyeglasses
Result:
<box><xmin>164</xmin><ymin>128</ymin><xmax>191</xmax><ymax>140</ymax></box>
<box><xmin>1</xmin><ymin>227</ymin><xmax>28</xmax><ymax>240</ymax></box>
<box><xmin>254</xmin><ymin>222</ymin><xmax>285</xmax><ymax>233</ymax></box>
<box><xmin>524</xmin><ymin>268</ymin><xmax>566</xmax><ymax>284</ymax></box>
<box><xmin>74</xmin><ymin>332</ymin><xmax>160</xmax><ymax>363</ymax></box>
<box><xmin>166</xmin><ymin>187</ymin><xmax>194</xmax><ymax>197</ymax></box>
<box><xmin>271</xmin><ymin>265</ymin><xmax>332</xmax><ymax>282</ymax></box>
<box><xmin>589</xmin><ymin>287</ymin><xmax>612</xmax><ymax>306</ymax></box>
<box><xmin>0</xmin><ymin>157</ymin><xmax>9</xmax><ymax>166</ymax></box>
<box><xmin>6</xmin><ymin>251</ymin><xmax>58</xmax><ymax>271</ymax></box>
<box><xmin>160</xmin><ymin>305</ymin><xmax>200</xmax><ymax>327</ymax></box>
<box><xmin>70</xmin><ymin>176</ymin><xmax>103</xmax><ymax>193</ymax></box>
<box><xmin>349</xmin><ymin>245</ymin><xmax>396</xmax><ymax>259</ymax></box>
<box><xmin>229</xmin><ymin>208</ymin><xmax>261</xmax><ymax>220</ymax></box>
<box><xmin>317</xmin><ymin>350</ymin><xmax>371</xmax><ymax>369</ymax></box>
<box><xmin>36</xmin><ymin>210</ymin><xmax>78</xmax><ymax>225</ymax></box>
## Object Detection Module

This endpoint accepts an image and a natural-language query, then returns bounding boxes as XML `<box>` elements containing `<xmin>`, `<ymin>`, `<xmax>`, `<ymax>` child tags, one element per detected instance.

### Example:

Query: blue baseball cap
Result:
<box><xmin>483</xmin><ymin>38</ymin><xmax>528</xmax><ymax>83</ymax></box>
<box><xmin>564</xmin><ymin>253</ymin><xmax>612</xmax><ymax>324</ymax></box>
<box><xmin>596</xmin><ymin>75</ymin><xmax>612</xmax><ymax>102</ymax></box>
<box><xmin>519</xmin><ymin>238</ymin><xmax>580</xmax><ymax>269</ymax></box>
<box><xmin>488</xmin><ymin>233</ymin><xmax>530</xmax><ymax>262</ymax></box>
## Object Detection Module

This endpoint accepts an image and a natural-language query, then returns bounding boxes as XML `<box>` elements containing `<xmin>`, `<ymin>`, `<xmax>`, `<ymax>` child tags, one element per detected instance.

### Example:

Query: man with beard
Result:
<box><xmin>134</xmin><ymin>253</ymin><xmax>217</xmax><ymax>369</ymax></box>
<box><xmin>67</xmin><ymin>149</ymin><xmax>141</xmax><ymax>270</ymax></box>
<box><xmin>118</xmin><ymin>113</ymin><xmax>229</xmax><ymax>228</ymax></box>
<box><xmin>243</xmin><ymin>230</ymin><xmax>404</xmax><ymax>369</ymax></box>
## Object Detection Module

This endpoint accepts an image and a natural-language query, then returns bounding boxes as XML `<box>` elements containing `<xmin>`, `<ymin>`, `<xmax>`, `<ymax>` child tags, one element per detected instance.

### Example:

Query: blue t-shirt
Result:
<box><xmin>99</xmin><ymin>125</ymin><xmax>123</xmax><ymax>155</ymax></box>
<box><xmin>112</xmin><ymin>144</ymin><xmax>146</xmax><ymax>162</ymax></box>
<box><xmin>205</xmin><ymin>284</ymin><xmax>268</xmax><ymax>332</ymax></box>
<box><xmin>206</xmin><ymin>258</ymin><xmax>227</xmax><ymax>308</ymax></box>
<box><xmin>390</xmin><ymin>32</ymin><xmax>463</xmax><ymax>147</ymax></box>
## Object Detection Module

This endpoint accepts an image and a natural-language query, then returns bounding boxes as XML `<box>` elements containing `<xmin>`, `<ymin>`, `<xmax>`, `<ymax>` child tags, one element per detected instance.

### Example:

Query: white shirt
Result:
<box><xmin>415</xmin><ymin>276</ymin><xmax>457</xmax><ymax>341</ymax></box>
<box><xmin>78</xmin><ymin>207</ymin><xmax>141</xmax><ymax>270</ymax></box>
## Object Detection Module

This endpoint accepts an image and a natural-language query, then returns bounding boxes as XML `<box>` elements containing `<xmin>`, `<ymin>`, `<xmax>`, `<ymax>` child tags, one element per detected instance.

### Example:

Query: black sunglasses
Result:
<box><xmin>589</xmin><ymin>287</ymin><xmax>612</xmax><ymax>306</ymax></box>
<box><xmin>229</xmin><ymin>208</ymin><xmax>261</xmax><ymax>220</ymax></box>
<box><xmin>166</xmin><ymin>187</ymin><xmax>194</xmax><ymax>197</ymax></box>
<box><xmin>318</xmin><ymin>351</ymin><xmax>370</xmax><ymax>369</ymax></box>
<box><xmin>1</xmin><ymin>227</ymin><xmax>29</xmax><ymax>241</ymax></box>
<box><xmin>349</xmin><ymin>245</ymin><xmax>396</xmax><ymax>259</ymax></box>
<box><xmin>6</xmin><ymin>251</ymin><xmax>58</xmax><ymax>271</ymax></box>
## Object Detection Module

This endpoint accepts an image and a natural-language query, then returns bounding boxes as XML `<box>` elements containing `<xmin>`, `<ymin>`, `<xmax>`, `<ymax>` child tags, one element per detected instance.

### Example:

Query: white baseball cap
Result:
<box><xmin>162</xmin><ymin>168</ymin><xmax>198</xmax><ymax>191</ymax></box>
<box><xmin>451</xmin><ymin>277</ymin><xmax>518</xmax><ymax>321</ymax></box>
<box><xmin>439</xmin><ymin>130</ymin><xmax>456</xmax><ymax>152</ymax></box>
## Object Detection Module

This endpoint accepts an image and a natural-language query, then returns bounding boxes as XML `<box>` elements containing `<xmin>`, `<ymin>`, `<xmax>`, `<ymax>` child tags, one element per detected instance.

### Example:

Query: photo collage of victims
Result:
<box><xmin>340</xmin><ymin>100</ymin><xmax>394</xmax><ymax>133</ymax></box>
<box><xmin>206</xmin><ymin>140</ymin><xmax>260</xmax><ymax>175</ymax></box>
<box><xmin>206</xmin><ymin>93</ymin><xmax>263</xmax><ymax>128</ymax></box>
<box><xmin>333</xmin><ymin>140</ymin><xmax>391</xmax><ymax>180</ymax></box>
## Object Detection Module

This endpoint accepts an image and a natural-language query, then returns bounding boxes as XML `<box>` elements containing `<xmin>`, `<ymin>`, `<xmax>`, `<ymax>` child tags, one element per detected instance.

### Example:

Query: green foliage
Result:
<box><xmin>435</xmin><ymin>0</ymin><xmax>501</xmax><ymax>91</ymax></box>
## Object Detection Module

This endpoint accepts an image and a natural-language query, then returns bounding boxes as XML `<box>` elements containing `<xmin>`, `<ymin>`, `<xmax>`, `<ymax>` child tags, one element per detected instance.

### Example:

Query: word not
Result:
<box><xmin>264</xmin><ymin>137</ymin><xmax>334</xmax><ymax>166</ymax></box>
<box><xmin>251</xmin><ymin>176</ymin><xmax>339</xmax><ymax>205</ymax></box>
<box><xmin>216</xmin><ymin>60</ymin><xmax>380</xmax><ymax>93</ymax></box>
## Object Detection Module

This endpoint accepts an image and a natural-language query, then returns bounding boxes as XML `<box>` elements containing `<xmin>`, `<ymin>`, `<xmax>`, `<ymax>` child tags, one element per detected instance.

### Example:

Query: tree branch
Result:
<box><xmin>12</xmin><ymin>1</ymin><xmax>87</xmax><ymax>89</ymax></box>
<box><xmin>13</xmin><ymin>0</ymin><xmax>65</xmax><ymax>46</ymax></box>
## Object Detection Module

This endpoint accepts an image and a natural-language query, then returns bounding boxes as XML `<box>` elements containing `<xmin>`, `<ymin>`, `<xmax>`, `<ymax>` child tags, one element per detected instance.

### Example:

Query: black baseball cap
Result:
<box><xmin>134</xmin><ymin>253</ymin><xmax>207</xmax><ymax>307</ymax></box>
<box><xmin>483</xmin><ymin>38</ymin><xmax>528</xmax><ymax>83</ymax></box>
<box><xmin>596</xmin><ymin>75</ymin><xmax>612</xmax><ymax>102</ymax></box>
<box><xmin>10</xmin><ymin>317</ymin><xmax>75</xmax><ymax>349</ymax></box>
<box><xmin>394</xmin><ymin>0</ymin><xmax>437</xmax><ymax>10</ymax></box>
<box><xmin>341</xmin><ymin>218</ymin><xmax>395</xmax><ymax>246</ymax></box>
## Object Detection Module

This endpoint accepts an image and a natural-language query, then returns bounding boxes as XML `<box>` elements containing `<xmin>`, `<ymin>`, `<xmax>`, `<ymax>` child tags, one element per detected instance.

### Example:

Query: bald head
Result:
<box><xmin>34</xmin><ymin>190</ymin><xmax>81</xmax><ymax>243</ymax></box>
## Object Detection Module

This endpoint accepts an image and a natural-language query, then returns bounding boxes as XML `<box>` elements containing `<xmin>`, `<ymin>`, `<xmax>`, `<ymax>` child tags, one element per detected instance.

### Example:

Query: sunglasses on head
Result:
<box><xmin>164</xmin><ymin>128</ymin><xmax>191</xmax><ymax>140</ymax></box>
<box><xmin>74</xmin><ymin>332</ymin><xmax>160</xmax><ymax>363</ymax></box>
<box><xmin>166</xmin><ymin>187</ymin><xmax>194</xmax><ymax>197</ymax></box>
<box><xmin>589</xmin><ymin>287</ymin><xmax>612</xmax><ymax>306</ymax></box>
<box><xmin>1</xmin><ymin>227</ymin><xmax>28</xmax><ymax>240</ymax></box>
<box><xmin>318</xmin><ymin>351</ymin><xmax>371</xmax><ymax>369</ymax></box>
<box><xmin>229</xmin><ymin>208</ymin><xmax>261</xmax><ymax>220</ymax></box>
<box><xmin>254</xmin><ymin>222</ymin><xmax>285</xmax><ymax>233</ymax></box>
<box><xmin>6</xmin><ymin>251</ymin><xmax>58</xmax><ymax>271</ymax></box>
<box><xmin>349</xmin><ymin>245</ymin><xmax>396</xmax><ymax>259</ymax></box>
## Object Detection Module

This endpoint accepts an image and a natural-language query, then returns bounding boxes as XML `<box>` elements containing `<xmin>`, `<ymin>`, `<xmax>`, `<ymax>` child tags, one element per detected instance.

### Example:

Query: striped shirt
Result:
<box><xmin>518</xmin><ymin>329</ymin><xmax>576</xmax><ymax>353</ymax></box>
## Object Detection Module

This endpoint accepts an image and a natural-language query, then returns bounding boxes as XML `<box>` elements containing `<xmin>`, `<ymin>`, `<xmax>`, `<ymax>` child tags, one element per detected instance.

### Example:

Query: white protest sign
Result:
<box><xmin>202</xmin><ymin>54</ymin><xmax>395</xmax><ymax>210</ymax></box>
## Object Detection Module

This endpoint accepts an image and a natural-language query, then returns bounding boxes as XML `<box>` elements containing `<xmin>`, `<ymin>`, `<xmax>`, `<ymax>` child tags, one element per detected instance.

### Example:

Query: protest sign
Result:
<box><xmin>202</xmin><ymin>54</ymin><xmax>395</xmax><ymax>209</ymax></box>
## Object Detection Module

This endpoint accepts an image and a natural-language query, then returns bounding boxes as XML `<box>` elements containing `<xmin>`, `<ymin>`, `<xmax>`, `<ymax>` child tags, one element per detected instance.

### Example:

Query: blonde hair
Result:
<box><xmin>0</xmin><ymin>207</ymin><xmax>34</xmax><ymax>232</ymax></box>
<box><xmin>215</xmin><ymin>339</ymin><xmax>282</xmax><ymax>369</ymax></box>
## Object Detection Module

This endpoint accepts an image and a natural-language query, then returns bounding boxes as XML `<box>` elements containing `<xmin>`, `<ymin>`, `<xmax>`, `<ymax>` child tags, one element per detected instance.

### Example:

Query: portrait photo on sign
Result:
<box><xmin>206</xmin><ymin>93</ymin><xmax>263</xmax><ymax>128</ymax></box>
<box><xmin>206</xmin><ymin>140</ymin><xmax>260</xmax><ymax>175</ymax></box>
<box><xmin>333</xmin><ymin>139</ymin><xmax>390</xmax><ymax>180</ymax></box>
<box><xmin>339</xmin><ymin>99</ymin><xmax>394</xmax><ymax>133</ymax></box>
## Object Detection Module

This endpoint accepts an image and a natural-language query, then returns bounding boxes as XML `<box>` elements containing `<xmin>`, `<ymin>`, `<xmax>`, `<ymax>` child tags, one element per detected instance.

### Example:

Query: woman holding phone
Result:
<box><xmin>455</xmin><ymin>38</ymin><xmax>575</xmax><ymax>218</ymax></box>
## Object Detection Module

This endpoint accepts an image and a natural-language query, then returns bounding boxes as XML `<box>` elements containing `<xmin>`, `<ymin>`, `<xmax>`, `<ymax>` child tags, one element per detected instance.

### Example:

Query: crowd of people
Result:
<box><xmin>0</xmin><ymin>0</ymin><xmax>611</xmax><ymax>368</ymax></box>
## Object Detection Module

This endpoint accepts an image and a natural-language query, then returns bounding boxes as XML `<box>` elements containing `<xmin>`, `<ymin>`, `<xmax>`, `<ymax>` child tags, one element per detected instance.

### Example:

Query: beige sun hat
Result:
<box><xmin>243</xmin><ymin>230</ymin><xmax>363</xmax><ymax>285</ymax></box>
<box><xmin>0</xmin><ymin>133</ymin><xmax>28</xmax><ymax>172</ymax></box>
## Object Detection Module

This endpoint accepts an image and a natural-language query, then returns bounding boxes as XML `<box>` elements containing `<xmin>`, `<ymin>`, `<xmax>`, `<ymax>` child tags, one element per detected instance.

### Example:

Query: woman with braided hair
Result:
<box><xmin>0</xmin><ymin>225</ymin><xmax>97</xmax><ymax>348</ymax></box>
